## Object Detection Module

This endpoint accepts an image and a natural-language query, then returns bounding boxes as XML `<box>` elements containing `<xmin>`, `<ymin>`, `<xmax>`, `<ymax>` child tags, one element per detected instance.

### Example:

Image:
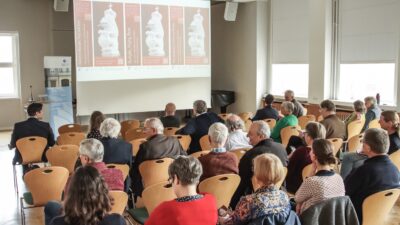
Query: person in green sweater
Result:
<box><xmin>270</xmin><ymin>101</ymin><xmax>298</xmax><ymax>143</ymax></box>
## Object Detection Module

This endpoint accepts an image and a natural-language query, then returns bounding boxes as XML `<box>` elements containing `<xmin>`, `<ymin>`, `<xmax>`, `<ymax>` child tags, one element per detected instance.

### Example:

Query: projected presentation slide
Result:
<box><xmin>73</xmin><ymin>0</ymin><xmax>211</xmax><ymax>82</ymax></box>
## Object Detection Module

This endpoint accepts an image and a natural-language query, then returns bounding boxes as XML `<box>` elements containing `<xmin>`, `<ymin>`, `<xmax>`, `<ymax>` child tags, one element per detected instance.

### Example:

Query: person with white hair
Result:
<box><xmin>284</xmin><ymin>90</ymin><xmax>304</xmax><ymax>117</ymax></box>
<box><xmin>131</xmin><ymin>117</ymin><xmax>186</xmax><ymax>198</ymax></box>
<box><xmin>225</xmin><ymin>114</ymin><xmax>252</xmax><ymax>151</ymax></box>
<box><xmin>270</xmin><ymin>101</ymin><xmax>298</xmax><ymax>143</ymax></box>
<box><xmin>230</xmin><ymin>121</ymin><xmax>288</xmax><ymax>209</ymax></box>
<box><xmin>198</xmin><ymin>122</ymin><xmax>239</xmax><ymax>181</ymax></box>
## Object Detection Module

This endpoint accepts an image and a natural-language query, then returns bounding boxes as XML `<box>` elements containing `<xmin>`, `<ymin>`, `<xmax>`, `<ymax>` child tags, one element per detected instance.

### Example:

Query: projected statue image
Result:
<box><xmin>97</xmin><ymin>3</ymin><xmax>120</xmax><ymax>57</ymax></box>
<box><xmin>188</xmin><ymin>10</ymin><xmax>206</xmax><ymax>57</ymax></box>
<box><xmin>145</xmin><ymin>7</ymin><xmax>165</xmax><ymax>56</ymax></box>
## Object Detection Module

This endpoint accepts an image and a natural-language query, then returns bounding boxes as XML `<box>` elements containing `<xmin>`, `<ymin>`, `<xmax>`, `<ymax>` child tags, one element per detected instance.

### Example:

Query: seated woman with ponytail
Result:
<box><xmin>295</xmin><ymin>139</ymin><xmax>345</xmax><ymax>214</ymax></box>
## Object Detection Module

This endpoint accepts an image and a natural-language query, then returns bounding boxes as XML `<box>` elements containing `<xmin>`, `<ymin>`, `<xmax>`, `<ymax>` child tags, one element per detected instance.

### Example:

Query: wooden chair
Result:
<box><xmin>199</xmin><ymin>135</ymin><xmax>212</xmax><ymax>150</ymax></box>
<box><xmin>231</xmin><ymin>148</ymin><xmax>251</xmax><ymax>160</ymax></box>
<box><xmin>106</xmin><ymin>164</ymin><xmax>130</xmax><ymax>180</ymax></box>
<box><xmin>139</xmin><ymin>158</ymin><xmax>174</xmax><ymax>188</ymax></box>
<box><xmin>239</xmin><ymin>112</ymin><xmax>254</xmax><ymax>122</ymax></box>
<box><xmin>190</xmin><ymin>150</ymin><xmax>210</xmax><ymax>158</ymax></box>
<box><xmin>21</xmin><ymin>166</ymin><xmax>69</xmax><ymax>225</ymax></box>
<box><xmin>125</xmin><ymin>128</ymin><xmax>147</xmax><ymax>142</ymax></box>
<box><xmin>336</xmin><ymin>111</ymin><xmax>352</xmax><ymax>121</ymax></box>
<box><xmin>389</xmin><ymin>150</ymin><xmax>400</xmax><ymax>171</ymax></box>
<box><xmin>244</xmin><ymin>119</ymin><xmax>252</xmax><ymax>132</ymax></box>
<box><xmin>327</xmin><ymin>138</ymin><xmax>343</xmax><ymax>156</ymax></box>
<box><xmin>263</xmin><ymin>119</ymin><xmax>276</xmax><ymax>130</ymax></box>
<box><xmin>347</xmin><ymin>120</ymin><xmax>364</xmax><ymax>140</ymax></box>
<box><xmin>57</xmin><ymin>132</ymin><xmax>86</xmax><ymax>146</ymax></box>
<box><xmin>46</xmin><ymin>145</ymin><xmax>79</xmax><ymax>174</ymax></box>
<box><xmin>347</xmin><ymin>133</ymin><xmax>364</xmax><ymax>153</ymax></box>
<box><xmin>109</xmin><ymin>191</ymin><xmax>128</xmax><ymax>215</ymax></box>
<box><xmin>218</xmin><ymin>113</ymin><xmax>229</xmax><ymax>121</ymax></box>
<box><xmin>302</xmin><ymin>164</ymin><xmax>315</xmax><ymax>180</ymax></box>
<box><xmin>199</xmin><ymin>174</ymin><xmax>240</xmax><ymax>208</ymax></box>
<box><xmin>174</xmin><ymin>135</ymin><xmax>191</xmax><ymax>151</ymax></box>
<box><xmin>298</xmin><ymin>115</ymin><xmax>316</xmax><ymax>130</ymax></box>
<box><xmin>121</xmin><ymin>120</ymin><xmax>141</xmax><ymax>140</ymax></box>
<box><xmin>130</xmin><ymin>138</ymin><xmax>147</xmax><ymax>156</ymax></box>
<box><xmin>163</xmin><ymin>127</ymin><xmax>179</xmax><ymax>136</ymax></box>
<box><xmin>368</xmin><ymin>119</ymin><xmax>381</xmax><ymax>129</ymax></box>
<box><xmin>276</xmin><ymin>167</ymin><xmax>287</xmax><ymax>189</ymax></box>
<box><xmin>280</xmin><ymin>126</ymin><xmax>300</xmax><ymax>147</ymax></box>
<box><xmin>362</xmin><ymin>189</ymin><xmax>400</xmax><ymax>225</ymax></box>
<box><xmin>58</xmin><ymin>123</ymin><xmax>82</xmax><ymax>134</ymax></box>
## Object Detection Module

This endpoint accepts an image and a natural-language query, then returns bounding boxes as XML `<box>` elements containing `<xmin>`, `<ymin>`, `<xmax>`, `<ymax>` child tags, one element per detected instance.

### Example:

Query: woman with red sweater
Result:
<box><xmin>145</xmin><ymin>156</ymin><xmax>218</xmax><ymax>225</ymax></box>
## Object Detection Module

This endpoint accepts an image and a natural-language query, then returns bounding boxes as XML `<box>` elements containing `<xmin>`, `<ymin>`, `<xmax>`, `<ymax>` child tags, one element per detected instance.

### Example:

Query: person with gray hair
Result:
<box><xmin>176</xmin><ymin>99</ymin><xmax>224</xmax><ymax>154</ymax></box>
<box><xmin>230</xmin><ymin>120</ymin><xmax>288</xmax><ymax>208</ymax></box>
<box><xmin>284</xmin><ymin>90</ymin><xmax>304</xmax><ymax>117</ymax></box>
<box><xmin>362</xmin><ymin>96</ymin><xmax>381</xmax><ymax>132</ymax></box>
<box><xmin>270</xmin><ymin>101</ymin><xmax>298</xmax><ymax>143</ymax></box>
<box><xmin>160</xmin><ymin>102</ymin><xmax>180</xmax><ymax>128</ymax></box>
<box><xmin>78</xmin><ymin>138</ymin><xmax>124</xmax><ymax>191</ymax></box>
<box><xmin>131</xmin><ymin>117</ymin><xmax>186</xmax><ymax>198</ymax></box>
<box><xmin>225</xmin><ymin>114</ymin><xmax>252</xmax><ymax>151</ymax></box>
<box><xmin>345</xmin><ymin>128</ymin><xmax>400</xmax><ymax>223</ymax></box>
<box><xmin>145</xmin><ymin>156</ymin><xmax>218</xmax><ymax>225</ymax></box>
<box><xmin>198</xmin><ymin>122</ymin><xmax>239</xmax><ymax>181</ymax></box>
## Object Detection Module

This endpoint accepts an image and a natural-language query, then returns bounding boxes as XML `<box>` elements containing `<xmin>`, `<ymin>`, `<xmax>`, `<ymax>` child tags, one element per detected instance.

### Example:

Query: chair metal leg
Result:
<box><xmin>20</xmin><ymin>197</ymin><xmax>25</xmax><ymax>225</ymax></box>
<box><xmin>13</xmin><ymin>164</ymin><xmax>19</xmax><ymax>197</ymax></box>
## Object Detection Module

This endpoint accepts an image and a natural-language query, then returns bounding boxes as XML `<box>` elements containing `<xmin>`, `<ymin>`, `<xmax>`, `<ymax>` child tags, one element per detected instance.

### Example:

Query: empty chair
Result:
<box><xmin>109</xmin><ymin>191</ymin><xmax>128</xmax><ymax>215</ymax></box>
<box><xmin>368</xmin><ymin>119</ymin><xmax>381</xmax><ymax>129</ymax></box>
<box><xmin>389</xmin><ymin>150</ymin><xmax>400</xmax><ymax>171</ymax></box>
<box><xmin>125</xmin><ymin>128</ymin><xmax>147</xmax><ymax>142</ymax></box>
<box><xmin>347</xmin><ymin>120</ymin><xmax>364</xmax><ymax>140</ymax></box>
<box><xmin>139</xmin><ymin>158</ymin><xmax>174</xmax><ymax>188</ymax></box>
<box><xmin>263</xmin><ymin>118</ymin><xmax>276</xmax><ymax>130</ymax></box>
<box><xmin>328</xmin><ymin>138</ymin><xmax>343</xmax><ymax>156</ymax></box>
<box><xmin>106</xmin><ymin>164</ymin><xmax>130</xmax><ymax>180</ymax></box>
<box><xmin>199</xmin><ymin>134</ymin><xmax>212</xmax><ymax>150</ymax></box>
<box><xmin>298</xmin><ymin>115</ymin><xmax>316</xmax><ymax>130</ymax></box>
<box><xmin>121</xmin><ymin>119</ymin><xmax>141</xmax><ymax>140</ymax></box>
<box><xmin>163</xmin><ymin>127</ymin><xmax>179</xmax><ymax>136</ymax></box>
<box><xmin>130</xmin><ymin>138</ymin><xmax>147</xmax><ymax>156</ymax></box>
<box><xmin>280</xmin><ymin>126</ymin><xmax>300</xmax><ymax>148</ymax></box>
<box><xmin>173</xmin><ymin>135</ymin><xmax>191</xmax><ymax>151</ymax></box>
<box><xmin>199</xmin><ymin>174</ymin><xmax>240</xmax><ymax>208</ymax></box>
<box><xmin>244</xmin><ymin>119</ymin><xmax>252</xmax><ymax>132</ymax></box>
<box><xmin>58</xmin><ymin>123</ymin><xmax>82</xmax><ymax>134</ymax></box>
<box><xmin>57</xmin><ymin>132</ymin><xmax>86</xmax><ymax>146</ymax></box>
<box><xmin>190</xmin><ymin>150</ymin><xmax>210</xmax><ymax>158</ymax></box>
<box><xmin>362</xmin><ymin>189</ymin><xmax>400</xmax><ymax>225</ymax></box>
<box><xmin>348</xmin><ymin>134</ymin><xmax>364</xmax><ymax>153</ymax></box>
<box><xmin>239</xmin><ymin>112</ymin><xmax>254</xmax><ymax>122</ymax></box>
<box><xmin>46</xmin><ymin>145</ymin><xmax>79</xmax><ymax>174</ymax></box>
<box><xmin>231</xmin><ymin>148</ymin><xmax>250</xmax><ymax>160</ymax></box>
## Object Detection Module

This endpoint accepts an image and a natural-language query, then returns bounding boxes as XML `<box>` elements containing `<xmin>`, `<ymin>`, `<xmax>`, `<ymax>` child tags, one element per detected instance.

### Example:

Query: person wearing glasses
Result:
<box><xmin>145</xmin><ymin>156</ymin><xmax>218</xmax><ymax>225</ymax></box>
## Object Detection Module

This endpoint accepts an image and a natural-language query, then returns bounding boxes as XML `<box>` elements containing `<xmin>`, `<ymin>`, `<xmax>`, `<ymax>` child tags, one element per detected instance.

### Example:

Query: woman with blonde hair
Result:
<box><xmin>379</xmin><ymin>110</ymin><xmax>400</xmax><ymax>154</ymax></box>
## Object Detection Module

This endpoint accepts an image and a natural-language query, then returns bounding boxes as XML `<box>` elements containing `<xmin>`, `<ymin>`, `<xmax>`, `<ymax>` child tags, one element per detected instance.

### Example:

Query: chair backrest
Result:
<box><xmin>24</xmin><ymin>166</ymin><xmax>69</xmax><ymax>206</ymax></box>
<box><xmin>389</xmin><ymin>150</ymin><xmax>400</xmax><ymax>171</ymax></box>
<box><xmin>142</xmin><ymin>181</ymin><xmax>177</xmax><ymax>215</ymax></box>
<box><xmin>263</xmin><ymin>119</ymin><xmax>276</xmax><ymax>130</ymax></box>
<box><xmin>57</xmin><ymin>132</ymin><xmax>86</xmax><ymax>146</ymax></box>
<box><xmin>280</xmin><ymin>126</ymin><xmax>300</xmax><ymax>147</ymax></box>
<box><xmin>174</xmin><ymin>135</ymin><xmax>191</xmax><ymax>151</ymax></box>
<box><xmin>109</xmin><ymin>191</ymin><xmax>128</xmax><ymax>215</ymax></box>
<box><xmin>121</xmin><ymin>120</ymin><xmax>141</xmax><ymax>140</ymax></box>
<box><xmin>276</xmin><ymin>167</ymin><xmax>287</xmax><ymax>189</ymax></box>
<box><xmin>298</xmin><ymin>115</ymin><xmax>316</xmax><ymax>130</ymax></box>
<box><xmin>58</xmin><ymin>124</ymin><xmax>82</xmax><ymax>135</ymax></box>
<box><xmin>327</xmin><ymin>138</ymin><xmax>343</xmax><ymax>156</ymax></box>
<box><xmin>130</xmin><ymin>138</ymin><xmax>147</xmax><ymax>156</ymax></box>
<box><xmin>190</xmin><ymin>150</ymin><xmax>210</xmax><ymax>158</ymax></box>
<box><xmin>106</xmin><ymin>164</ymin><xmax>129</xmax><ymax>180</ymax></box>
<box><xmin>347</xmin><ymin>120</ymin><xmax>365</xmax><ymax>140</ymax></box>
<box><xmin>348</xmin><ymin>133</ymin><xmax>364</xmax><ymax>153</ymax></box>
<box><xmin>239</xmin><ymin>112</ymin><xmax>254</xmax><ymax>122</ymax></box>
<box><xmin>362</xmin><ymin>189</ymin><xmax>400</xmax><ymax>225</ymax></box>
<box><xmin>336</xmin><ymin>111</ymin><xmax>352</xmax><ymax>121</ymax></box>
<box><xmin>198</xmin><ymin>174</ymin><xmax>241</xmax><ymax>208</ymax></box>
<box><xmin>46</xmin><ymin>145</ymin><xmax>79</xmax><ymax>174</ymax></box>
<box><xmin>139</xmin><ymin>158</ymin><xmax>174</xmax><ymax>188</ymax></box>
<box><xmin>302</xmin><ymin>164</ymin><xmax>314</xmax><ymax>180</ymax></box>
<box><xmin>125</xmin><ymin>128</ymin><xmax>147</xmax><ymax>142</ymax></box>
<box><xmin>244</xmin><ymin>119</ymin><xmax>252</xmax><ymax>132</ymax></box>
<box><xmin>218</xmin><ymin>113</ymin><xmax>229</xmax><ymax>121</ymax></box>
<box><xmin>163</xmin><ymin>127</ymin><xmax>179</xmax><ymax>136</ymax></box>
<box><xmin>368</xmin><ymin>119</ymin><xmax>381</xmax><ymax>129</ymax></box>
<box><xmin>16</xmin><ymin>136</ymin><xmax>48</xmax><ymax>164</ymax></box>
<box><xmin>199</xmin><ymin>135</ymin><xmax>212</xmax><ymax>150</ymax></box>
<box><xmin>231</xmin><ymin>148</ymin><xmax>251</xmax><ymax>160</ymax></box>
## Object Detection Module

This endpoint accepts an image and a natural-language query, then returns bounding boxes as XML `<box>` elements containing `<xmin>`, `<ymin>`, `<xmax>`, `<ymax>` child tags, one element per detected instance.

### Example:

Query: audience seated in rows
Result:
<box><xmin>131</xmin><ymin>117</ymin><xmax>186</xmax><ymax>198</ymax></box>
<box><xmin>198</xmin><ymin>122</ymin><xmax>238</xmax><ymax>181</ymax></box>
<box><xmin>44</xmin><ymin>166</ymin><xmax>126</xmax><ymax>225</ymax></box>
<box><xmin>295</xmin><ymin>139</ymin><xmax>345</xmax><ymax>214</ymax></box>
<box><xmin>87</xmin><ymin>111</ymin><xmax>105</xmax><ymax>140</ymax></box>
<box><xmin>10</xmin><ymin>103</ymin><xmax>55</xmax><ymax>173</ymax></box>
<box><xmin>220</xmin><ymin>153</ymin><xmax>297</xmax><ymax>225</ymax></box>
<box><xmin>252</xmin><ymin>94</ymin><xmax>279</xmax><ymax>121</ymax></box>
<box><xmin>284</xmin><ymin>90</ymin><xmax>304</xmax><ymax>118</ymax></box>
<box><xmin>270</xmin><ymin>101</ymin><xmax>298</xmax><ymax>143</ymax></box>
<box><xmin>319</xmin><ymin>100</ymin><xmax>346</xmax><ymax>140</ymax></box>
<box><xmin>230</xmin><ymin>121</ymin><xmax>288</xmax><ymax>208</ymax></box>
<box><xmin>286</xmin><ymin>122</ymin><xmax>326</xmax><ymax>193</ymax></box>
<box><xmin>344</xmin><ymin>128</ymin><xmax>400</xmax><ymax>223</ymax></box>
<box><xmin>225</xmin><ymin>114</ymin><xmax>252</xmax><ymax>151</ymax></box>
<box><xmin>344</xmin><ymin>100</ymin><xmax>365</xmax><ymax>128</ymax></box>
<box><xmin>176</xmin><ymin>100</ymin><xmax>224</xmax><ymax>153</ymax></box>
<box><xmin>362</xmin><ymin>96</ymin><xmax>381</xmax><ymax>132</ymax></box>
<box><xmin>145</xmin><ymin>156</ymin><xmax>218</xmax><ymax>225</ymax></box>
<box><xmin>160</xmin><ymin>102</ymin><xmax>180</xmax><ymax>128</ymax></box>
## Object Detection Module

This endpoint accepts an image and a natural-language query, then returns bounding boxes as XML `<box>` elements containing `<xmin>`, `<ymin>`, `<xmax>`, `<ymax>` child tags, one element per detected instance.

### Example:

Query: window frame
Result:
<box><xmin>0</xmin><ymin>32</ymin><xmax>20</xmax><ymax>99</ymax></box>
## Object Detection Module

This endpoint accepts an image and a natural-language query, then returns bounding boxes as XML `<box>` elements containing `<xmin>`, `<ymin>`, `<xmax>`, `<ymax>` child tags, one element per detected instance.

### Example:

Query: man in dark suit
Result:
<box><xmin>176</xmin><ymin>100</ymin><xmax>224</xmax><ymax>154</ymax></box>
<box><xmin>160</xmin><ymin>102</ymin><xmax>180</xmax><ymax>128</ymax></box>
<box><xmin>131</xmin><ymin>117</ymin><xmax>186</xmax><ymax>197</ymax></box>
<box><xmin>9</xmin><ymin>103</ymin><xmax>55</xmax><ymax>169</ymax></box>
<box><xmin>252</xmin><ymin>94</ymin><xmax>279</xmax><ymax>121</ymax></box>
<box><xmin>230</xmin><ymin>120</ymin><xmax>288</xmax><ymax>208</ymax></box>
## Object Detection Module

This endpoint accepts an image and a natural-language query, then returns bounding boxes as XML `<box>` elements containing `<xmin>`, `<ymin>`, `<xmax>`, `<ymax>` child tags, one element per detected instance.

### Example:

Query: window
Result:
<box><xmin>0</xmin><ymin>33</ymin><xmax>20</xmax><ymax>98</ymax></box>
<box><xmin>335</xmin><ymin>0</ymin><xmax>400</xmax><ymax>106</ymax></box>
<box><xmin>270</xmin><ymin>0</ymin><xmax>309</xmax><ymax>98</ymax></box>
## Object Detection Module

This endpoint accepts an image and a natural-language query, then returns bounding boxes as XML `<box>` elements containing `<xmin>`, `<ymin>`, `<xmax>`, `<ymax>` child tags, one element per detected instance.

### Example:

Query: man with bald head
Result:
<box><xmin>225</xmin><ymin>114</ymin><xmax>251</xmax><ymax>151</ymax></box>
